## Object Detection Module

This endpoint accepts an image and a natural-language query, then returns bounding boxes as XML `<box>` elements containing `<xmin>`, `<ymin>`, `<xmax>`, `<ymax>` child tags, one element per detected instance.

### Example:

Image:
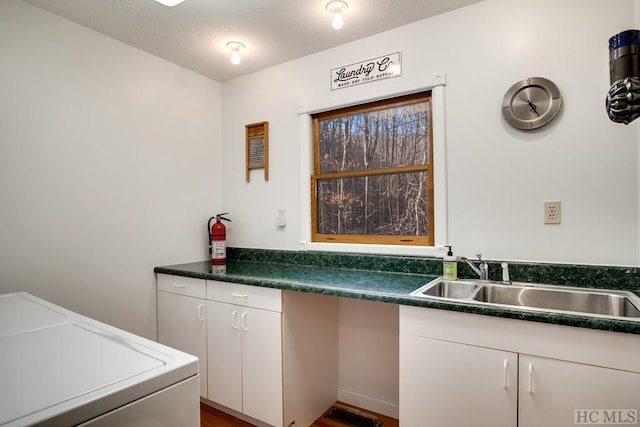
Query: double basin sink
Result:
<box><xmin>410</xmin><ymin>277</ymin><xmax>640</xmax><ymax>320</ymax></box>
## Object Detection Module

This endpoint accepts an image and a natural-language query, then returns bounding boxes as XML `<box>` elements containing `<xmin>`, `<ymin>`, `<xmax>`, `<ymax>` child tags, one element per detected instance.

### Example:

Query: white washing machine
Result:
<box><xmin>0</xmin><ymin>292</ymin><xmax>199</xmax><ymax>427</ymax></box>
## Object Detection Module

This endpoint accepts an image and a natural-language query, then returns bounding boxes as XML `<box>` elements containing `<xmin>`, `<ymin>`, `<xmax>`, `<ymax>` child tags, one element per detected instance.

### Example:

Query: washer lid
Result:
<box><xmin>0</xmin><ymin>293</ymin><xmax>198</xmax><ymax>427</ymax></box>
<box><xmin>0</xmin><ymin>322</ymin><xmax>165</xmax><ymax>426</ymax></box>
<box><xmin>0</xmin><ymin>293</ymin><xmax>72</xmax><ymax>337</ymax></box>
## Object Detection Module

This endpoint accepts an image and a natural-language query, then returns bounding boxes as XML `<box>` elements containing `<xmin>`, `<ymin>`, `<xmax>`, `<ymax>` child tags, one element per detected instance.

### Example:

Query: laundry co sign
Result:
<box><xmin>331</xmin><ymin>52</ymin><xmax>402</xmax><ymax>90</ymax></box>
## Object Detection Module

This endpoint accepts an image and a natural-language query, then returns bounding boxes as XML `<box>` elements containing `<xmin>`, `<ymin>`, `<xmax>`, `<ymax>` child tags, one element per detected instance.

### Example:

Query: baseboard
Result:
<box><xmin>337</xmin><ymin>388</ymin><xmax>399</xmax><ymax>419</ymax></box>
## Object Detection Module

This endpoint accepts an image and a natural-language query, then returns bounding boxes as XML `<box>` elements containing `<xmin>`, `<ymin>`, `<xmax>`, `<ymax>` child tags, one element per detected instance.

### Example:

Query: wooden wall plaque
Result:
<box><xmin>245</xmin><ymin>121</ymin><xmax>269</xmax><ymax>182</ymax></box>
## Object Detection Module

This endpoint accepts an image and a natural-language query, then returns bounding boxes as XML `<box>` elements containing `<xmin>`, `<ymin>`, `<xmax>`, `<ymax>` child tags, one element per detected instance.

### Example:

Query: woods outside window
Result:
<box><xmin>311</xmin><ymin>92</ymin><xmax>434</xmax><ymax>246</ymax></box>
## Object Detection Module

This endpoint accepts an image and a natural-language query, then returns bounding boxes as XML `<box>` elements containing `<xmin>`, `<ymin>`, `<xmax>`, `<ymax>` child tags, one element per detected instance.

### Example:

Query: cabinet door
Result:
<box><xmin>519</xmin><ymin>355</ymin><xmax>640</xmax><ymax>427</ymax></box>
<box><xmin>207</xmin><ymin>300</ymin><xmax>242</xmax><ymax>413</ymax></box>
<box><xmin>399</xmin><ymin>335</ymin><xmax>517</xmax><ymax>427</ymax></box>
<box><xmin>241</xmin><ymin>306</ymin><xmax>283</xmax><ymax>427</ymax></box>
<box><xmin>157</xmin><ymin>291</ymin><xmax>207</xmax><ymax>398</ymax></box>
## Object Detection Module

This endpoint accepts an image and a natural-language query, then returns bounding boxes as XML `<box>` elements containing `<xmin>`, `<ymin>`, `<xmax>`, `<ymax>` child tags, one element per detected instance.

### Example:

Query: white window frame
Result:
<box><xmin>298</xmin><ymin>74</ymin><xmax>449</xmax><ymax>257</ymax></box>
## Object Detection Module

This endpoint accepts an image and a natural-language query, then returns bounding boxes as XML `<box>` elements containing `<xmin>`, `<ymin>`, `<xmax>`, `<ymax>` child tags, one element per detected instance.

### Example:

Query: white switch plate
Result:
<box><xmin>277</xmin><ymin>209</ymin><xmax>286</xmax><ymax>227</ymax></box>
<box><xmin>544</xmin><ymin>201</ymin><xmax>561</xmax><ymax>224</ymax></box>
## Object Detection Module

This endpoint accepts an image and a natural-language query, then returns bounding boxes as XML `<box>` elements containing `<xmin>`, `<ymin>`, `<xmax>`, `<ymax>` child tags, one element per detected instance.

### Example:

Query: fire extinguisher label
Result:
<box><xmin>212</xmin><ymin>241</ymin><xmax>226</xmax><ymax>259</ymax></box>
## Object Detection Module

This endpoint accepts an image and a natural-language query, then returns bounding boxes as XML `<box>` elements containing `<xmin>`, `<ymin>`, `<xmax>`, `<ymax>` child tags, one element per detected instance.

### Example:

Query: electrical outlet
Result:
<box><xmin>544</xmin><ymin>201</ymin><xmax>561</xmax><ymax>224</ymax></box>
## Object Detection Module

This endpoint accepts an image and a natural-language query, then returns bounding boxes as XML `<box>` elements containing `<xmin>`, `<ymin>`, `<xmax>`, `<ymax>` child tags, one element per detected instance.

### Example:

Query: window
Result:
<box><xmin>311</xmin><ymin>92</ymin><xmax>434</xmax><ymax>246</ymax></box>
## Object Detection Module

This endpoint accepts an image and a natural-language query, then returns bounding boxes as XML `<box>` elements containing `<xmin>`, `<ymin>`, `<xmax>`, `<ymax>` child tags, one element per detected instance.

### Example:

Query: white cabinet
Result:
<box><xmin>239</xmin><ymin>306</ymin><xmax>283</xmax><ymax>424</ymax></box>
<box><xmin>206</xmin><ymin>300</ymin><xmax>241</xmax><ymax>410</ymax></box>
<box><xmin>519</xmin><ymin>355</ymin><xmax>640</xmax><ymax>427</ymax></box>
<box><xmin>400</xmin><ymin>336</ymin><xmax>640</xmax><ymax>427</ymax></box>
<box><xmin>399</xmin><ymin>335</ymin><xmax>517</xmax><ymax>427</ymax></box>
<box><xmin>156</xmin><ymin>274</ymin><xmax>207</xmax><ymax>398</ymax></box>
<box><xmin>206</xmin><ymin>281</ymin><xmax>283</xmax><ymax>427</ymax></box>
<box><xmin>156</xmin><ymin>273</ymin><xmax>344</xmax><ymax>427</ymax></box>
<box><xmin>399</xmin><ymin>305</ymin><xmax>640</xmax><ymax>427</ymax></box>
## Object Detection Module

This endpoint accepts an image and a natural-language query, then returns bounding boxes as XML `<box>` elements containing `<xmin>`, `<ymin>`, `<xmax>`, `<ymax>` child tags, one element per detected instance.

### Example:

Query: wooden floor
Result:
<box><xmin>200</xmin><ymin>402</ymin><xmax>399</xmax><ymax>427</ymax></box>
<box><xmin>200</xmin><ymin>403</ymin><xmax>253</xmax><ymax>427</ymax></box>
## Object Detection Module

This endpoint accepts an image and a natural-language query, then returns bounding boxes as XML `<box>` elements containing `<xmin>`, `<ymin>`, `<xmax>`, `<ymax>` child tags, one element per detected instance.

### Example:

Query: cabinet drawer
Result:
<box><xmin>206</xmin><ymin>280</ymin><xmax>282</xmax><ymax>312</ymax></box>
<box><xmin>157</xmin><ymin>274</ymin><xmax>206</xmax><ymax>299</ymax></box>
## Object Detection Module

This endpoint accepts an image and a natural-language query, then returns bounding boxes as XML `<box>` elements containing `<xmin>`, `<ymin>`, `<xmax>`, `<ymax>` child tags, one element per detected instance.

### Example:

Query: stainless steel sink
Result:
<box><xmin>418</xmin><ymin>279</ymin><xmax>481</xmax><ymax>299</ymax></box>
<box><xmin>472</xmin><ymin>283</ymin><xmax>640</xmax><ymax>317</ymax></box>
<box><xmin>410</xmin><ymin>277</ymin><xmax>640</xmax><ymax>320</ymax></box>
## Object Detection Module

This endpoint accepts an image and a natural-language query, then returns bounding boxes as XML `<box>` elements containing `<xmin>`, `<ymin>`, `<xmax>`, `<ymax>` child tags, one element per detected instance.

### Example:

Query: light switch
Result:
<box><xmin>277</xmin><ymin>209</ymin><xmax>286</xmax><ymax>227</ymax></box>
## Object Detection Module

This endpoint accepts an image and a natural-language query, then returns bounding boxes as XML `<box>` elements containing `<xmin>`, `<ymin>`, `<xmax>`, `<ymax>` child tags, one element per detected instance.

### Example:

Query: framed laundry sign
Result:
<box><xmin>331</xmin><ymin>52</ymin><xmax>402</xmax><ymax>90</ymax></box>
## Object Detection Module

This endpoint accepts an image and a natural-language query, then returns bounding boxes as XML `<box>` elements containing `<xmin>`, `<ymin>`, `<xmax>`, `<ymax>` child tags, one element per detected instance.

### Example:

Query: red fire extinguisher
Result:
<box><xmin>208</xmin><ymin>213</ymin><xmax>231</xmax><ymax>265</ymax></box>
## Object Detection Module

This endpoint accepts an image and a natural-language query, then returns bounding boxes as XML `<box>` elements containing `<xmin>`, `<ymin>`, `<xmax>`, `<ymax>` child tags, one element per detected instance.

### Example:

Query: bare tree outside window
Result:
<box><xmin>311</xmin><ymin>92</ymin><xmax>434</xmax><ymax>246</ymax></box>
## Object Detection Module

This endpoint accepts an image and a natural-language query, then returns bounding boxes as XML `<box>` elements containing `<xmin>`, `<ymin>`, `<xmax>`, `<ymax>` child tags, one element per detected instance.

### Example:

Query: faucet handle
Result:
<box><xmin>477</xmin><ymin>253</ymin><xmax>489</xmax><ymax>280</ymax></box>
<box><xmin>501</xmin><ymin>262</ymin><xmax>511</xmax><ymax>284</ymax></box>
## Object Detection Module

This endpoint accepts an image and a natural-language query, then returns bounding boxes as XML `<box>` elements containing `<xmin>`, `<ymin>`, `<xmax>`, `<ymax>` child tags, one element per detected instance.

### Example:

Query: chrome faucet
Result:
<box><xmin>460</xmin><ymin>253</ymin><xmax>489</xmax><ymax>280</ymax></box>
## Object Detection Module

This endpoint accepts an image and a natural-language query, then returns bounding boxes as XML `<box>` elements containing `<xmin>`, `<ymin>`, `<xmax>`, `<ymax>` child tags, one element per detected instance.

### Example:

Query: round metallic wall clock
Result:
<box><xmin>502</xmin><ymin>77</ymin><xmax>562</xmax><ymax>130</ymax></box>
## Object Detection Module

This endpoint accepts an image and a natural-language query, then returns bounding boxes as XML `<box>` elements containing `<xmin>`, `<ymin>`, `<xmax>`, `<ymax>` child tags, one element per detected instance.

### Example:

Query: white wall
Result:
<box><xmin>222</xmin><ymin>0</ymin><xmax>639</xmax><ymax>267</ymax></box>
<box><xmin>338</xmin><ymin>299</ymin><xmax>399</xmax><ymax>417</ymax></box>
<box><xmin>0</xmin><ymin>0</ymin><xmax>222</xmax><ymax>339</ymax></box>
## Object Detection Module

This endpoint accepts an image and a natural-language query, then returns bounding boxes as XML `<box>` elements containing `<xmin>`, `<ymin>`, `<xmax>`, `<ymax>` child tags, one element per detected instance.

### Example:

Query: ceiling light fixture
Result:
<box><xmin>153</xmin><ymin>0</ymin><xmax>187</xmax><ymax>6</ymax></box>
<box><xmin>226</xmin><ymin>41</ymin><xmax>245</xmax><ymax>65</ymax></box>
<box><xmin>326</xmin><ymin>0</ymin><xmax>348</xmax><ymax>30</ymax></box>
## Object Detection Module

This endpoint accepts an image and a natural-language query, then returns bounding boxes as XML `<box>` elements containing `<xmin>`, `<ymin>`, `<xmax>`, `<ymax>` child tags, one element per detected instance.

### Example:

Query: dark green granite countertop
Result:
<box><xmin>155</xmin><ymin>249</ymin><xmax>640</xmax><ymax>335</ymax></box>
<box><xmin>155</xmin><ymin>259</ymin><xmax>435</xmax><ymax>301</ymax></box>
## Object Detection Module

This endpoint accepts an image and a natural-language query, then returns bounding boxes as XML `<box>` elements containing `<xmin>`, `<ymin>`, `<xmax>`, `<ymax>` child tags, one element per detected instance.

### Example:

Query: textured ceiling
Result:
<box><xmin>22</xmin><ymin>0</ymin><xmax>484</xmax><ymax>82</ymax></box>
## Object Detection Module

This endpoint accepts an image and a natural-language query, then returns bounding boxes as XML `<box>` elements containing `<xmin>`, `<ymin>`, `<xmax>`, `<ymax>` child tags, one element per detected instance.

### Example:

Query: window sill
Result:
<box><xmin>300</xmin><ymin>241</ymin><xmax>443</xmax><ymax>258</ymax></box>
